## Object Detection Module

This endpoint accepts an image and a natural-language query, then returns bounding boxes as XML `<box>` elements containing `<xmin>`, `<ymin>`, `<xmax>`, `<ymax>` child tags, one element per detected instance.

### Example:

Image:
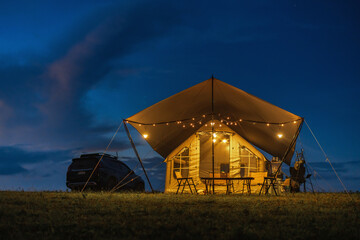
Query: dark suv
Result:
<box><xmin>66</xmin><ymin>153</ymin><xmax>145</xmax><ymax>191</ymax></box>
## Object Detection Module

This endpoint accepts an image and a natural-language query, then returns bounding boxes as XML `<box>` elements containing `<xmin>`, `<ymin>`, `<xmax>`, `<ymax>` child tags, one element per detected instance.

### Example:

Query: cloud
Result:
<box><xmin>0</xmin><ymin>146</ymin><xmax>72</xmax><ymax>175</ymax></box>
<box><xmin>0</xmin><ymin>0</ymin><xmax>181</xmax><ymax>152</ymax></box>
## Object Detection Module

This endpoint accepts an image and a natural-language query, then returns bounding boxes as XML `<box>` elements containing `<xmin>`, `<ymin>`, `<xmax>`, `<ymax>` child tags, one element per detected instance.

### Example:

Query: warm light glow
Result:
<box><xmin>239</xmin><ymin>119</ymin><xmax>243</xmax><ymax>122</ymax></box>
<box><xmin>199</xmin><ymin>121</ymin><xmax>202</xmax><ymax>124</ymax></box>
<box><xmin>222</xmin><ymin>139</ymin><xmax>228</xmax><ymax>143</ymax></box>
<box><xmin>281</xmin><ymin>124</ymin><xmax>284</xmax><ymax>127</ymax></box>
<box><xmin>153</xmin><ymin>124</ymin><xmax>156</xmax><ymax>126</ymax></box>
<box><xmin>213</xmin><ymin>133</ymin><xmax>217</xmax><ymax>138</ymax></box>
<box><xmin>211</xmin><ymin>122</ymin><xmax>215</xmax><ymax>126</ymax></box>
<box><xmin>166</xmin><ymin>123</ymin><xmax>169</xmax><ymax>125</ymax></box>
<box><xmin>143</xmin><ymin>134</ymin><xmax>148</xmax><ymax>139</ymax></box>
<box><xmin>293</xmin><ymin>121</ymin><xmax>297</xmax><ymax>124</ymax></box>
<box><xmin>219</xmin><ymin>124</ymin><xmax>222</xmax><ymax>127</ymax></box>
<box><xmin>138</xmin><ymin>124</ymin><xmax>142</xmax><ymax>126</ymax></box>
<box><xmin>277</xmin><ymin>133</ymin><xmax>283</xmax><ymax>138</ymax></box>
<box><xmin>202</xmin><ymin>114</ymin><xmax>206</xmax><ymax>118</ymax></box>
<box><xmin>205</xmin><ymin>124</ymin><xmax>208</xmax><ymax>127</ymax></box>
<box><xmin>183</xmin><ymin>125</ymin><xmax>186</xmax><ymax>128</ymax></box>
<box><xmin>227</xmin><ymin>117</ymin><xmax>230</xmax><ymax>120</ymax></box>
<box><xmin>213</xmin><ymin>139</ymin><xmax>217</xmax><ymax>143</ymax></box>
<box><xmin>192</xmin><ymin>118</ymin><xmax>195</xmax><ymax>120</ymax></box>
<box><xmin>266</xmin><ymin>123</ymin><xmax>270</xmax><ymax>126</ymax></box>
<box><xmin>234</xmin><ymin>123</ymin><xmax>237</xmax><ymax>125</ymax></box>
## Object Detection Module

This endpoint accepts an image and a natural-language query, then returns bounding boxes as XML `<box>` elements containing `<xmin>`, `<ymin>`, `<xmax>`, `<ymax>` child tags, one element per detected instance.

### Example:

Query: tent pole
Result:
<box><xmin>123</xmin><ymin>120</ymin><xmax>154</xmax><ymax>193</ymax></box>
<box><xmin>261</xmin><ymin>119</ymin><xmax>303</xmax><ymax>195</ymax></box>
<box><xmin>211</xmin><ymin>74</ymin><xmax>215</xmax><ymax>194</ymax></box>
<box><xmin>273</xmin><ymin>119</ymin><xmax>304</xmax><ymax>179</ymax></box>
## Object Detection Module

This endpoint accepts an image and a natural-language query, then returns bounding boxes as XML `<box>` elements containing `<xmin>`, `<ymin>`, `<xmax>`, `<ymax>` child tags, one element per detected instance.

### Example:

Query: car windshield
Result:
<box><xmin>71</xmin><ymin>158</ymin><xmax>100</xmax><ymax>169</ymax></box>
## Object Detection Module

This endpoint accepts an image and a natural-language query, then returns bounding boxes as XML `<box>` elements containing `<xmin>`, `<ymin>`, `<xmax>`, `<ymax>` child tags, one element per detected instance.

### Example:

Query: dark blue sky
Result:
<box><xmin>0</xmin><ymin>0</ymin><xmax>359</xmax><ymax>191</ymax></box>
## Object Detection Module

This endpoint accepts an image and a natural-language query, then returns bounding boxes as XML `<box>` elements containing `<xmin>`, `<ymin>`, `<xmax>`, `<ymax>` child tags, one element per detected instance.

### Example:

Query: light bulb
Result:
<box><xmin>143</xmin><ymin>134</ymin><xmax>148</xmax><ymax>139</ymax></box>
<box><xmin>277</xmin><ymin>133</ymin><xmax>283</xmax><ymax>138</ymax></box>
<box><xmin>222</xmin><ymin>139</ymin><xmax>228</xmax><ymax>143</ymax></box>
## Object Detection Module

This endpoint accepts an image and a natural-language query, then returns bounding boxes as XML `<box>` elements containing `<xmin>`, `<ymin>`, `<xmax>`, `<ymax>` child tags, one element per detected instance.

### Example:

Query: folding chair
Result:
<box><xmin>175</xmin><ymin>171</ymin><xmax>197</xmax><ymax>194</ymax></box>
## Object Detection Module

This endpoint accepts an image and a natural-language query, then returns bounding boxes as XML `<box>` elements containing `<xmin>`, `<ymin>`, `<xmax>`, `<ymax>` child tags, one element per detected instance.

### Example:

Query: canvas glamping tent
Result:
<box><xmin>125</xmin><ymin>77</ymin><xmax>303</xmax><ymax>194</ymax></box>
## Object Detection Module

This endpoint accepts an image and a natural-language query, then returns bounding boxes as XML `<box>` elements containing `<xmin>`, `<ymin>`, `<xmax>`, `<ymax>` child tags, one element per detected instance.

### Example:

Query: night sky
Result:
<box><xmin>0</xmin><ymin>0</ymin><xmax>359</xmax><ymax>191</ymax></box>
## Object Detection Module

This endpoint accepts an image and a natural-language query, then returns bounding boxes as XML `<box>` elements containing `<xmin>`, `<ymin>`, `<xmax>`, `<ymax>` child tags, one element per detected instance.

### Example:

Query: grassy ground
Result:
<box><xmin>0</xmin><ymin>192</ymin><xmax>359</xmax><ymax>240</ymax></box>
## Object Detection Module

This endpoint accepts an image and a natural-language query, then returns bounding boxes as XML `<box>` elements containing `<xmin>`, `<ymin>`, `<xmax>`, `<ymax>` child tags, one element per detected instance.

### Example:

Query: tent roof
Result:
<box><xmin>126</xmin><ymin>78</ymin><xmax>302</xmax><ymax>165</ymax></box>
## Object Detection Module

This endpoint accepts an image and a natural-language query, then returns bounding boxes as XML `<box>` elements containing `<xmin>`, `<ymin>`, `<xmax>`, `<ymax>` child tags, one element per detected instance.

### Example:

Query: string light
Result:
<box><xmin>130</xmin><ymin>117</ymin><xmax>301</xmax><ymax>128</ymax></box>
<box><xmin>143</xmin><ymin>134</ymin><xmax>148</xmax><ymax>139</ymax></box>
<box><xmin>183</xmin><ymin>125</ymin><xmax>186</xmax><ymax>128</ymax></box>
<box><xmin>205</xmin><ymin>124</ymin><xmax>208</xmax><ymax>127</ymax></box>
<box><xmin>213</xmin><ymin>139</ymin><xmax>217</xmax><ymax>143</ymax></box>
<box><xmin>222</xmin><ymin>139</ymin><xmax>228</xmax><ymax>143</ymax></box>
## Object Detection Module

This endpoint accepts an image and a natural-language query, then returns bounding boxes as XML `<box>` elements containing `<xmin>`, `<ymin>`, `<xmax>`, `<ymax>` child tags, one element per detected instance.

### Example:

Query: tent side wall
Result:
<box><xmin>165</xmin><ymin>122</ymin><xmax>270</xmax><ymax>193</ymax></box>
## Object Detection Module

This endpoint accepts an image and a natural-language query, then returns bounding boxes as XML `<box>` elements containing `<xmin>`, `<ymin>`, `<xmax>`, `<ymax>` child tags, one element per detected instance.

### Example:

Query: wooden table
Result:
<box><xmin>201</xmin><ymin>177</ymin><xmax>254</xmax><ymax>195</ymax></box>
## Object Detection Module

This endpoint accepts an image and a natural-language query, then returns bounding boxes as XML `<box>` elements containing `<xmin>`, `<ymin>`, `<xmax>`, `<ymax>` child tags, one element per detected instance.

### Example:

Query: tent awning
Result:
<box><xmin>126</xmin><ymin>78</ymin><xmax>302</xmax><ymax>165</ymax></box>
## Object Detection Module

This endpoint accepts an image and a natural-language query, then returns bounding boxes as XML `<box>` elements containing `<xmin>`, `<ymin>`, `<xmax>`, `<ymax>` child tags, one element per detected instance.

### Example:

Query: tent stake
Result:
<box><xmin>123</xmin><ymin>120</ymin><xmax>154</xmax><ymax>193</ymax></box>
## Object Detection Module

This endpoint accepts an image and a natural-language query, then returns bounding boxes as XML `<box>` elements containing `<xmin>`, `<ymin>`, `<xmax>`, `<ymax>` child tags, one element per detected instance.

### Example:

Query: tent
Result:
<box><xmin>125</xmin><ymin>77</ymin><xmax>303</xmax><ymax>193</ymax></box>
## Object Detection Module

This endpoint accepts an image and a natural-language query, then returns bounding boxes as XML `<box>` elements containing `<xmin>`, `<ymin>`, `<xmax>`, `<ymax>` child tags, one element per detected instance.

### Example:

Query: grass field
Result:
<box><xmin>0</xmin><ymin>191</ymin><xmax>359</xmax><ymax>240</ymax></box>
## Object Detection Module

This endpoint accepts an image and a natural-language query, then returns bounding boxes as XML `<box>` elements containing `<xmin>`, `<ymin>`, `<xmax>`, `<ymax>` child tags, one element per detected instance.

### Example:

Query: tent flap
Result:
<box><xmin>127</xmin><ymin>78</ymin><xmax>302</xmax><ymax>165</ymax></box>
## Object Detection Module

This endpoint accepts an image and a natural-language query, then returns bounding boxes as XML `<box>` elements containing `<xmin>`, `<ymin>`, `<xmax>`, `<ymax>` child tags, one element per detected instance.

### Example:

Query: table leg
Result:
<box><xmin>176</xmin><ymin>179</ymin><xmax>181</xmax><ymax>194</ymax></box>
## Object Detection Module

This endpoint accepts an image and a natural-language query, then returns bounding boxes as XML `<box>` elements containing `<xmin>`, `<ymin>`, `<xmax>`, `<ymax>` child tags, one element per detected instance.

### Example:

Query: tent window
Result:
<box><xmin>172</xmin><ymin>147</ymin><xmax>190</xmax><ymax>178</ymax></box>
<box><xmin>238</xmin><ymin>144</ymin><xmax>259</xmax><ymax>177</ymax></box>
